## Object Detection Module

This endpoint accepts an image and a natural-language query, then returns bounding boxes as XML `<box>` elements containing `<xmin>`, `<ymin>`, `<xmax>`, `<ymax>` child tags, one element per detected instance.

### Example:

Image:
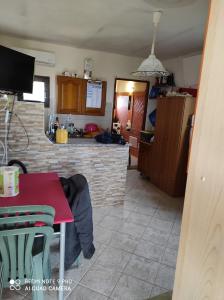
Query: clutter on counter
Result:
<box><xmin>47</xmin><ymin>115</ymin><xmax>125</xmax><ymax>144</ymax></box>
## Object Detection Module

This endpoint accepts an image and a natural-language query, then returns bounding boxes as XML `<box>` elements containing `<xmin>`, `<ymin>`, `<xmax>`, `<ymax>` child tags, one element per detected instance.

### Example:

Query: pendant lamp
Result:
<box><xmin>132</xmin><ymin>11</ymin><xmax>169</xmax><ymax>77</ymax></box>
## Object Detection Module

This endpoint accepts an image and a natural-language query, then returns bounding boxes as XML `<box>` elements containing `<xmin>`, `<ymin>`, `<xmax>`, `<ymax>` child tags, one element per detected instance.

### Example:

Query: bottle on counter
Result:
<box><xmin>54</xmin><ymin>116</ymin><xmax>60</xmax><ymax>132</ymax></box>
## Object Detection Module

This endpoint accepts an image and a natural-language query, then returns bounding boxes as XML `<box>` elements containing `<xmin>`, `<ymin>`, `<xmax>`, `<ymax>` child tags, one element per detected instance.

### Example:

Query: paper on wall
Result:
<box><xmin>86</xmin><ymin>81</ymin><xmax>102</xmax><ymax>108</ymax></box>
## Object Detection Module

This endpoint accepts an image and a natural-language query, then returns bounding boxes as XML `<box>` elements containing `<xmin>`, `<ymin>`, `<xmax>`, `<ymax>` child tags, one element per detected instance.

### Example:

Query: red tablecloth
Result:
<box><xmin>0</xmin><ymin>172</ymin><xmax>74</xmax><ymax>224</ymax></box>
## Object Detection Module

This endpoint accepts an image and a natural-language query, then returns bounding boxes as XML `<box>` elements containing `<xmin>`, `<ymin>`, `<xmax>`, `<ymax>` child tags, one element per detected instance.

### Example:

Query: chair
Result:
<box><xmin>147</xmin><ymin>291</ymin><xmax>173</xmax><ymax>300</ymax></box>
<box><xmin>7</xmin><ymin>159</ymin><xmax>28</xmax><ymax>174</ymax></box>
<box><xmin>0</xmin><ymin>205</ymin><xmax>55</xmax><ymax>300</ymax></box>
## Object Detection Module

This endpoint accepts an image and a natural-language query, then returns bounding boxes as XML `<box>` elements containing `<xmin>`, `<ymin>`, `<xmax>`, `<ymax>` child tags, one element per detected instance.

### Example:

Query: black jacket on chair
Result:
<box><xmin>59</xmin><ymin>174</ymin><xmax>95</xmax><ymax>270</ymax></box>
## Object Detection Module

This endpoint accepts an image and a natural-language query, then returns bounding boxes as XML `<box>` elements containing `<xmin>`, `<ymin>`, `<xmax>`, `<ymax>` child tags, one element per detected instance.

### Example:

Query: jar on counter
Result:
<box><xmin>56</xmin><ymin>126</ymin><xmax>68</xmax><ymax>144</ymax></box>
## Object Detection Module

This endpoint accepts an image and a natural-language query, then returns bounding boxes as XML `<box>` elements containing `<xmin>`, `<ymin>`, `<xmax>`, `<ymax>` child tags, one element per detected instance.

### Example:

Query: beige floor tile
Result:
<box><xmin>150</xmin><ymin>217</ymin><xmax>174</xmax><ymax>234</ymax></box>
<box><xmin>118</xmin><ymin>221</ymin><xmax>145</xmax><ymax>240</ymax></box>
<box><xmin>80</xmin><ymin>264</ymin><xmax>121</xmax><ymax>296</ymax></box>
<box><xmin>109</xmin><ymin>231</ymin><xmax>138</xmax><ymax>253</ymax></box>
<box><xmin>126</xmin><ymin>211</ymin><xmax>152</xmax><ymax>226</ymax></box>
<box><xmin>124</xmin><ymin>254</ymin><xmax>160</xmax><ymax>284</ymax></box>
<box><xmin>95</xmin><ymin>246</ymin><xmax>131</xmax><ymax>272</ymax></box>
<box><xmin>150</xmin><ymin>286</ymin><xmax>168</xmax><ymax>298</ymax></box>
<box><xmin>154</xmin><ymin>265</ymin><xmax>175</xmax><ymax>290</ymax></box>
<box><xmin>167</xmin><ymin>234</ymin><xmax>180</xmax><ymax>251</ymax></box>
<box><xmin>135</xmin><ymin>240</ymin><xmax>164</xmax><ymax>262</ymax></box>
<box><xmin>110</xmin><ymin>274</ymin><xmax>152</xmax><ymax>300</ymax></box>
<box><xmin>67</xmin><ymin>284</ymin><xmax>108</xmax><ymax>300</ymax></box>
<box><xmin>161</xmin><ymin>247</ymin><xmax>178</xmax><ymax>268</ymax></box>
<box><xmin>99</xmin><ymin>215</ymin><xmax>125</xmax><ymax>231</ymax></box>
<box><xmin>142</xmin><ymin>226</ymin><xmax>170</xmax><ymax>246</ymax></box>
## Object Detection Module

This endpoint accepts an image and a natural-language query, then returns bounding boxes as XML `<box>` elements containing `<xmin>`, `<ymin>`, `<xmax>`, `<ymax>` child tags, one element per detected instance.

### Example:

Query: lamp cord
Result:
<box><xmin>150</xmin><ymin>11</ymin><xmax>162</xmax><ymax>56</ymax></box>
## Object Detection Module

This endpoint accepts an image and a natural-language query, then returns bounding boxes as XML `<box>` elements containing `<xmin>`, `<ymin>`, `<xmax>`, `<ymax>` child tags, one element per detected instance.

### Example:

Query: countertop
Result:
<box><xmin>53</xmin><ymin>138</ymin><xmax>128</xmax><ymax>147</ymax></box>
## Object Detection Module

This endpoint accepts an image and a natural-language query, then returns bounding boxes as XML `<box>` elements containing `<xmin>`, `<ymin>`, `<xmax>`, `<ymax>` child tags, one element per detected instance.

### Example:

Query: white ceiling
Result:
<box><xmin>0</xmin><ymin>0</ymin><xmax>209</xmax><ymax>59</ymax></box>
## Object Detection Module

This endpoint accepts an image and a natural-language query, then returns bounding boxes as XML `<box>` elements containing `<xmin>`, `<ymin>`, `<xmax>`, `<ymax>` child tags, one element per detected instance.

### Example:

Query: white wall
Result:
<box><xmin>163</xmin><ymin>53</ymin><xmax>202</xmax><ymax>88</ymax></box>
<box><xmin>0</xmin><ymin>34</ymin><xmax>142</xmax><ymax>129</ymax></box>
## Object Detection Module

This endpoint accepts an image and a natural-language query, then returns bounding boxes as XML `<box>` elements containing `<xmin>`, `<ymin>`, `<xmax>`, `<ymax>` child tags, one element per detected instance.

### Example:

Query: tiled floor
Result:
<box><xmin>3</xmin><ymin>170</ymin><xmax>183</xmax><ymax>300</ymax></box>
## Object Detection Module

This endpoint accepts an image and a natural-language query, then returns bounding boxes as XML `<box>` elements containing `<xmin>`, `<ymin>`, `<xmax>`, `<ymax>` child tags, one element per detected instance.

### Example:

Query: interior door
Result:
<box><xmin>129</xmin><ymin>92</ymin><xmax>147</xmax><ymax>157</ymax></box>
<box><xmin>173</xmin><ymin>1</ymin><xmax>224</xmax><ymax>299</ymax></box>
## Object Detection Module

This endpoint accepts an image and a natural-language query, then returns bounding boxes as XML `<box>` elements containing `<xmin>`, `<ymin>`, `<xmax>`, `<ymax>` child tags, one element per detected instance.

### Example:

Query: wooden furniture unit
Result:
<box><xmin>138</xmin><ymin>96</ymin><xmax>195</xmax><ymax>196</ymax></box>
<box><xmin>57</xmin><ymin>76</ymin><xmax>106</xmax><ymax>115</ymax></box>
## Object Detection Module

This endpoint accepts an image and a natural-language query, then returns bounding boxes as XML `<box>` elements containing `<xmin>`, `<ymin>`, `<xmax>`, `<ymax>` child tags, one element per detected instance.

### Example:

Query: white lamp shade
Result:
<box><xmin>132</xmin><ymin>54</ymin><xmax>169</xmax><ymax>77</ymax></box>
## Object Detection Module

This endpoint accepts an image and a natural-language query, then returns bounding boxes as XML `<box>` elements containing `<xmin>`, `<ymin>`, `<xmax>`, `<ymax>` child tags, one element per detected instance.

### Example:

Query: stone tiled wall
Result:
<box><xmin>0</xmin><ymin>101</ymin><xmax>129</xmax><ymax>206</ymax></box>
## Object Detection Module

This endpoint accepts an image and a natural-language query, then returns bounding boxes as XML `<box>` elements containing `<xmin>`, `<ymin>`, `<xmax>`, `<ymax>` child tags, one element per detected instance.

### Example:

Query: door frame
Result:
<box><xmin>111</xmin><ymin>77</ymin><xmax>150</xmax><ymax>133</ymax></box>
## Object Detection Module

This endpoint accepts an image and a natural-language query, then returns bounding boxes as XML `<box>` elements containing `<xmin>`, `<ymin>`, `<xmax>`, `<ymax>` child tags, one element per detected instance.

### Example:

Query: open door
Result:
<box><xmin>173</xmin><ymin>1</ymin><xmax>224</xmax><ymax>299</ymax></box>
<box><xmin>112</xmin><ymin>79</ymin><xmax>149</xmax><ymax>166</ymax></box>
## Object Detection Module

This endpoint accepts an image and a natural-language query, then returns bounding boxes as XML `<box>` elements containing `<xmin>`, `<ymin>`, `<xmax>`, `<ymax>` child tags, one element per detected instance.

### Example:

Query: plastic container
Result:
<box><xmin>0</xmin><ymin>166</ymin><xmax>19</xmax><ymax>197</ymax></box>
<box><xmin>56</xmin><ymin>128</ymin><xmax>68</xmax><ymax>144</ymax></box>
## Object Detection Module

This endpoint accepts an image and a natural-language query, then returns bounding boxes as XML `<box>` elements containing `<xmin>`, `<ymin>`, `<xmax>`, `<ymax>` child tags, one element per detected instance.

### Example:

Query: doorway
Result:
<box><xmin>112</xmin><ymin>78</ymin><xmax>149</xmax><ymax>167</ymax></box>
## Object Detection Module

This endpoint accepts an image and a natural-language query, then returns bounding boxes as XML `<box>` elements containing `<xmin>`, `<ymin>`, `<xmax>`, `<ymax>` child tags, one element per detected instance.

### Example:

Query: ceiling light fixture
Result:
<box><xmin>132</xmin><ymin>11</ymin><xmax>169</xmax><ymax>78</ymax></box>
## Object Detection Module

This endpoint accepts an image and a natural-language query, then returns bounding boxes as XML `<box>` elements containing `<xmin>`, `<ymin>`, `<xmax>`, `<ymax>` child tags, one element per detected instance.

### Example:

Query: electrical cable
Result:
<box><xmin>0</xmin><ymin>140</ymin><xmax>6</xmax><ymax>165</ymax></box>
<box><xmin>0</xmin><ymin>94</ymin><xmax>29</xmax><ymax>159</ymax></box>
<box><xmin>7</xmin><ymin>112</ymin><xmax>30</xmax><ymax>152</ymax></box>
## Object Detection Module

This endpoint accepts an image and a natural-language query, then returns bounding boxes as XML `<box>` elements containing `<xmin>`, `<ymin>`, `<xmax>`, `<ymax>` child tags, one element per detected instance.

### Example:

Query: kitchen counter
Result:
<box><xmin>0</xmin><ymin>102</ymin><xmax>129</xmax><ymax>207</ymax></box>
<box><xmin>57</xmin><ymin>137</ymin><xmax>128</xmax><ymax>147</ymax></box>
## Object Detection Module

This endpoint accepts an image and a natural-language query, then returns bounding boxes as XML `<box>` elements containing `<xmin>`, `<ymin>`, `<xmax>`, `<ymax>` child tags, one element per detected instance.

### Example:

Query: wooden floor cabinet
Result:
<box><xmin>138</xmin><ymin>96</ymin><xmax>195</xmax><ymax>196</ymax></box>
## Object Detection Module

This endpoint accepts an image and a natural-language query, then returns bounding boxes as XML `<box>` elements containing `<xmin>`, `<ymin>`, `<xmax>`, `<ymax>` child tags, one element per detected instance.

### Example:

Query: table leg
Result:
<box><xmin>58</xmin><ymin>222</ymin><xmax>66</xmax><ymax>300</ymax></box>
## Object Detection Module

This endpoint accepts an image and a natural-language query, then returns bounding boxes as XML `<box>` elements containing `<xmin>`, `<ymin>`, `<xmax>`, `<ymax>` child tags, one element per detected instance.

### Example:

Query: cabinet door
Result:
<box><xmin>160</xmin><ymin>98</ymin><xmax>185</xmax><ymax>194</ymax></box>
<box><xmin>57</xmin><ymin>76</ymin><xmax>84</xmax><ymax>114</ymax></box>
<box><xmin>150</xmin><ymin>99</ymin><xmax>168</xmax><ymax>185</ymax></box>
<box><xmin>82</xmin><ymin>80</ymin><xmax>107</xmax><ymax>116</ymax></box>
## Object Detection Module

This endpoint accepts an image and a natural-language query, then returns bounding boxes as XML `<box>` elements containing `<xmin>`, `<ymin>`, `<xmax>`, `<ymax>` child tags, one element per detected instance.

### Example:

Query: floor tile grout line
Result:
<box><xmin>152</xmin><ymin>218</ymin><xmax>178</xmax><ymax>294</ymax></box>
<box><xmin>132</xmin><ymin>206</ymin><xmax>159</xmax><ymax>247</ymax></box>
<box><xmin>121</xmin><ymin>267</ymin><xmax>172</xmax><ymax>293</ymax></box>
<box><xmin>77</xmin><ymin>281</ymin><xmax>110</xmax><ymax>298</ymax></box>
<box><xmin>64</xmin><ymin>243</ymin><xmax>107</xmax><ymax>299</ymax></box>
<box><xmin>129</xmin><ymin>250</ymin><xmax>177</xmax><ymax>271</ymax></box>
<box><xmin>107</xmin><ymin>268</ymin><xmax>124</xmax><ymax>298</ymax></box>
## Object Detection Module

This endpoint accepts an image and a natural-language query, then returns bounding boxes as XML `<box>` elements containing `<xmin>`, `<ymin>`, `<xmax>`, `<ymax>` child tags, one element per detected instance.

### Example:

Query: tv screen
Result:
<box><xmin>0</xmin><ymin>45</ymin><xmax>35</xmax><ymax>93</ymax></box>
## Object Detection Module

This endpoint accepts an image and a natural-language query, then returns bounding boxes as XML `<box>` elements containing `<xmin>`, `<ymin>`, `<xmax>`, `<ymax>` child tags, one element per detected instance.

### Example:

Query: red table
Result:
<box><xmin>0</xmin><ymin>172</ymin><xmax>73</xmax><ymax>300</ymax></box>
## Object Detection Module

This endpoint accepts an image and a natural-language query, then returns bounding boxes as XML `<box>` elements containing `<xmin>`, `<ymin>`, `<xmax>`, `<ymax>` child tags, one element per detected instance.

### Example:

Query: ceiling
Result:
<box><xmin>0</xmin><ymin>0</ymin><xmax>209</xmax><ymax>59</ymax></box>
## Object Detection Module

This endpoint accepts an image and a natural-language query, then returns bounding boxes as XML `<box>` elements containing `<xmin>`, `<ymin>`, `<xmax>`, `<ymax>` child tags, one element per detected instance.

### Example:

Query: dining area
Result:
<box><xmin>0</xmin><ymin>169</ymin><xmax>91</xmax><ymax>300</ymax></box>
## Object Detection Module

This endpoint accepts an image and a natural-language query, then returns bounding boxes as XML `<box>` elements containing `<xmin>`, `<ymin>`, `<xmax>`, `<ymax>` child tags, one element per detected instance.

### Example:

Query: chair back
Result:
<box><xmin>0</xmin><ymin>205</ymin><xmax>55</xmax><ymax>287</ymax></box>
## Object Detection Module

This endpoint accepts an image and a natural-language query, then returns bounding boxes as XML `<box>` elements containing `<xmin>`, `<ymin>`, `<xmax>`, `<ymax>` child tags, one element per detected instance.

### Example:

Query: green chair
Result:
<box><xmin>147</xmin><ymin>291</ymin><xmax>173</xmax><ymax>300</ymax></box>
<box><xmin>0</xmin><ymin>205</ymin><xmax>55</xmax><ymax>300</ymax></box>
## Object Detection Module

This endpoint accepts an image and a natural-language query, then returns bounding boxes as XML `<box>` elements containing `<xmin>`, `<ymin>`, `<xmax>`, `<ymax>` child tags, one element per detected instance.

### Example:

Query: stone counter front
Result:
<box><xmin>0</xmin><ymin>102</ymin><xmax>129</xmax><ymax>206</ymax></box>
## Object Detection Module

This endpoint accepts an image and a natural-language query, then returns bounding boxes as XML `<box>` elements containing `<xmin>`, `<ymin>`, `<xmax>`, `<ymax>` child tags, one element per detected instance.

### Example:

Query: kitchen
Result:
<box><xmin>0</xmin><ymin>1</ymin><xmax>213</xmax><ymax>299</ymax></box>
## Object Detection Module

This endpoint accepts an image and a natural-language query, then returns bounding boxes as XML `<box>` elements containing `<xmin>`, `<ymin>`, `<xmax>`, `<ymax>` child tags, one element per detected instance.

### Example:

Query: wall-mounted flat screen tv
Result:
<box><xmin>0</xmin><ymin>45</ymin><xmax>35</xmax><ymax>94</ymax></box>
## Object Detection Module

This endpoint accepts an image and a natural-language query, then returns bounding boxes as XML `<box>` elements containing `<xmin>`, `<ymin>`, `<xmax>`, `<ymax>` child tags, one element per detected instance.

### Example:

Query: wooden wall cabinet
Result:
<box><xmin>57</xmin><ymin>76</ymin><xmax>106</xmax><ymax>116</ymax></box>
<box><xmin>138</xmin><ymin>96</ymin><xmax>195</xmax><ymax>197</ymax></box>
